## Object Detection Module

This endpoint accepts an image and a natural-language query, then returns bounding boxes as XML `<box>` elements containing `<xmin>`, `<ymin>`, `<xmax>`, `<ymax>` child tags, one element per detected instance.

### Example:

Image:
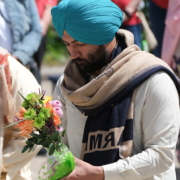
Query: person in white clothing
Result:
<box><xmin>51</xmin><ymin>0</ymin><xmax>180</xmax><ymax>180</ymax></box>
<box><xmin>0</xmin><ymin>47</ymin><xmax>41</xmax><ymax>180</ymax></box>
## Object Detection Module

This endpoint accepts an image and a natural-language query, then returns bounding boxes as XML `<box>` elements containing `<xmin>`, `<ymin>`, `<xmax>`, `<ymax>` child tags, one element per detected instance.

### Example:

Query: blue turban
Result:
<box><xmin>51</xmin><ymin>0</ymin><xmax>123</xmax><ymax>45</ymax></box>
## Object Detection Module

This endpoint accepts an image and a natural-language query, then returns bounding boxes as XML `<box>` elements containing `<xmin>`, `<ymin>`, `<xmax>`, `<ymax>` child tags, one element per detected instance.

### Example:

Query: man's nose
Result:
<box><xmin>68</xmin><ymin>47</ymin><xmax>80</xmax><ymax>59</ymax></box>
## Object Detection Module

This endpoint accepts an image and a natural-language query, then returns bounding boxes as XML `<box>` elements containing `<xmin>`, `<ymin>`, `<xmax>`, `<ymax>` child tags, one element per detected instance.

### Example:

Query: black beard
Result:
<box><xmin>72</xmin><ymin>45</ymin><xmax>109</xmax><ymax>74</ymax></box>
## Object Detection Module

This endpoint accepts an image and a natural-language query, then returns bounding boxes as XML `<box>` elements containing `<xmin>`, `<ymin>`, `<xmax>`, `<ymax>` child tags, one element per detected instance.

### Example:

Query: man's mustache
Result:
<box><xmin>72</xmin><ymin>58</ymin><xmax>88</xmax><ymax>63</ymax></box>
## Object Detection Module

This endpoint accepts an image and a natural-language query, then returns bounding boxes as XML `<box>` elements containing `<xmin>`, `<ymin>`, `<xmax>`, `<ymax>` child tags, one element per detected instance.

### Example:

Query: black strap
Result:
<box><xmin>124</xmin><ymin>10</ymin><xmax>132</xmax><ymax>19</ymax></box>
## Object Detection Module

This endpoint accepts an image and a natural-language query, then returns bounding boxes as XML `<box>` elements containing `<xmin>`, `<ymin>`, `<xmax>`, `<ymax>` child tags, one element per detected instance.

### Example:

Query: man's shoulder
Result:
<box><xmin>146</xmin><ymin>71</ymin><xmax>175</xmax><ymax>88</ymax></box>
<box><xmin>136</xmin><ymin>71</ymin><xmax>178</xmax><ymax>102</ymax></box>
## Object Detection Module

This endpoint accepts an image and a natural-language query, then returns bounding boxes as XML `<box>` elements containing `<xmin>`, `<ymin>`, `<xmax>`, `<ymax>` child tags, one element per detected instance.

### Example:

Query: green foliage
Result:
<box><xmin>22</xmin><ymin>99</ymin><xmax>29</xmax><ymax>109</ymax></box>
<box><xmin>28</xmin><ymin>144</ymin><xmax>35</xmax><ymax>152</ymax></box>
<box><xmin>49</xmin><ymin>131</ymin><xmax>59</xmax><ymax>141</ymax></box>
<box><xmin>43</xmin><ymin>24</ymin><xmax>70</xmax><ymax>66</ymax></box>
<box><xmin>49</xmin><ymin>143</ymin><xmax>55</xmax><ymax>155</ymax></box>
<box><xmin>62</xmin><ymin>130</ymin><xmax>66</xmax><ymax>137</ymax></box>
<box><xmin>142</xmin><ymin>0</ymin><xmax>150</xmax><ymax>23</ymax></box>
<box><xmin>24</xmin><ymin>109</ymin><xmax>36</xmax><ymax>119</ymax></box>
<box><xmin>22</xmin><ymin>144</ymin><xmax>31</xmax><ymax>153</ymax></box>
<box><xmin>33</xmin><ymin>117</ymin><xmax>46</xmax><ymax>129</ymax></box>
<box><xmin>26</xmin><ymin>93</ymin><xmax>33</xmax><ymax>101</ymax></box>
<box><xmin>40</xmin><ymin>140</ymin><xmax>51</xmax><ymax>148</ymax></box>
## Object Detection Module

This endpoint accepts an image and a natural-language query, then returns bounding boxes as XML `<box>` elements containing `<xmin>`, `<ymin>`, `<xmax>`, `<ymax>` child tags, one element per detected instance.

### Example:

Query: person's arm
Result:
<box><xmin>41</xmin><ymin>0</ymin><xmax>58</xmax><ymax>36</ymax></box>
<box><xmin>12</xmin><ymin>0</ymin><xmax>42</xmax><ymax>65</ymax></box>
<box><xmin>41</xmin><ymin>5</ymin><xmax>53</xmax><ymax>36</ymax></box>
<box><xmin>123</xmin><ymin>0</ymin><xmax>142</xmax><ymax>22</ymax></box>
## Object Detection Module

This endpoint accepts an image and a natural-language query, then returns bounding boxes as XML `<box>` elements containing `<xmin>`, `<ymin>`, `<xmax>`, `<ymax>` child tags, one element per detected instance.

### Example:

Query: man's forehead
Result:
<box><xmin>62</xmin><ymin>32</ymin><xmax>82</xmax><ymax>44</ymax></box>
<box><xmin>62</xmin><ymin>32</ymin><xmax>76</xmax><ymax>43</ymax></box>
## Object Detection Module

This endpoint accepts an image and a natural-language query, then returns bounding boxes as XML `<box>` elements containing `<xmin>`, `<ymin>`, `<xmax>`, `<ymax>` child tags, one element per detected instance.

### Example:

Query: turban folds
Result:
<box><xmin>51</xmin><ymin>0</ymin><xmax>123</xmax><ymax>45</ymax></box>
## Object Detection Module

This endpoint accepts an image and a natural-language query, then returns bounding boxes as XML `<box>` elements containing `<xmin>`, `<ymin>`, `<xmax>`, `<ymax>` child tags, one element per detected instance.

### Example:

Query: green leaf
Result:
<box><xmin>26</xmin><ymin>140</ymin><xmax>33</xmax><ymax>145</ymax></box>
<box><xmin>28</xmin><ymin>137</ymin><xmax>35</xmax><ymax>142</ymax></box>
<box><xmin>39</xmin><ymin>99</ymin><xmax>44</xmax><ymax>105</ymax></box>
<box><xmin>39</xmin><ymin>140</ymin><xmax>51</xmax><ymax>148</ymax></box>
<box><xmin>49</xmin><ymin>143</ymin><xmax>55</xmax><ymax>155</ymax></box>
<box><xmin>31</xmin><ymin>132</ymin><xmax>42</xmax><ymax>139</ymax></box>
<box><xmin>33</xmin><ymin>144</ymin><xmax>37</xmax><ymax>151</ymax></box>
<box><xmin>22</xmin><ymin>144</ymin><xmax>30</xmax><ymax>153</ymax></box>
<box><xmin>42</xmin><ymin>126</ymin><xmax>49</xmax><ymax>135</ymax></box>
<box><xmin>49</xmin><ymin>131</ymin><xmax>59</xmax><ymax>141</ymax></box>
<box><xmin>62</xmin><ymin>130</ymin><xmax>66</xmax><ymax>137</ymax></box>
<box><xmin>28</xmin><ymin>137</ymin><xmax>37</xmax><ymax>144</ymax></box>
<box><xmin>28</xmin><ymin>144</ymin><xmax>35</xmax><ymax>152</ymax></box>
<box><xmin>37</xmin><ymin>139</ymin><xmax>43</xmax><ymax>144</ymax></box>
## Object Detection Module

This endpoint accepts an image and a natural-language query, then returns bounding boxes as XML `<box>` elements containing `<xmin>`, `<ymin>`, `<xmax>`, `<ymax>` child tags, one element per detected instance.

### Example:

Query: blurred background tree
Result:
<box><xmin>143</xmin><ymin>0</ymin><xmax>149</xmax><ymax>22</ymax></box>
<box><xmin>43</xmin><ymin>23</ymin><xmax>70</xmax><ymax>66</ymax></box>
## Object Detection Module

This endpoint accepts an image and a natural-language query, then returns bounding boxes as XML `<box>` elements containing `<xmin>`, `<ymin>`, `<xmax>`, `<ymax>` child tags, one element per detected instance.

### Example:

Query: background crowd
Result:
<box><xmin>0</xmin><ymin>0</ymin><xmax>180</xmax><ymax>80</ymax></box>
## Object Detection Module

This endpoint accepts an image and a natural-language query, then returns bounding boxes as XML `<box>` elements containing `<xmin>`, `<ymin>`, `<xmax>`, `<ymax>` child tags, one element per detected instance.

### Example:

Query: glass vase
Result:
<box><xmin>38</xmin><ymin>145</ymin><xmax>75</xmax><ymax>180</ymax></box>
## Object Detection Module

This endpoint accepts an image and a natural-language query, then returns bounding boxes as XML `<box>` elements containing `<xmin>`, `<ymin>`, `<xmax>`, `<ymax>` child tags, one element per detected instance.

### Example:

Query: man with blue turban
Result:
<box><xmin>52</xmin><ymin>0</ymin><xmax>180</xmax><ymax>180</ymax></box>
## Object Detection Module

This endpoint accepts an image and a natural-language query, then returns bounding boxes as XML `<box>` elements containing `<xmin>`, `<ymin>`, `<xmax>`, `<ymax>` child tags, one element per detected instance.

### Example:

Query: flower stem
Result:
<box><xmin>0</xmin><ymin>117</ymin><xmax>34</xmax><ymax>131</ymax></box>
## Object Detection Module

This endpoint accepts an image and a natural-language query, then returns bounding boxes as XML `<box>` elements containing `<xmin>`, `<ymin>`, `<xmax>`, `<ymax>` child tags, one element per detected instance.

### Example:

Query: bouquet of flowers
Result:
<box><xmin>1</xmin><ymin>90</ymin><xmax>75</xmax><ymax>180</ymax></box>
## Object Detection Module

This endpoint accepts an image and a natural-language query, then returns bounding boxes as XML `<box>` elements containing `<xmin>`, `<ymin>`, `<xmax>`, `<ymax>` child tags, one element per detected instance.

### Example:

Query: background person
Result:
<box><xmin>161</xmin><ymin>0</ymin><xmax>180</xmax><ymax>77</ymax></box>
<box><xmin>33</xmin><ymin>0</ymin><xmax>58</xmax><ymax>84</ymax></box>
<box><xmin>148</xmin><ymin>0</ymin><xmax>168</xmax><ymax>58</ymax></box>
<box><xmin>0</xmin><ymin>0</ymin><xmax>42</xmax><ymax>83</ymax></box>
<box><xmin>112</xmin><ymin>0</ymin><xmax>142</xmax><ymax>49</ymax></box>
<box><xmin>0</xmin><ymin>47</ymin><xmax>41</xmax><ymax>180</ymax></box>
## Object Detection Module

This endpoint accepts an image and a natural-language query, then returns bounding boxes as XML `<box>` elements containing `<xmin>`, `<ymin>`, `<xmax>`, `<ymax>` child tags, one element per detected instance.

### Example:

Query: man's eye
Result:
<box><xmin>77</xmin><ymin>43</ymin><xmax>85</xmax><ymax>46</ymax></box>
<box><xmin>64</xmin><ymin>43</ymin><xmax>70</xmax><ymax>46</ymax></box>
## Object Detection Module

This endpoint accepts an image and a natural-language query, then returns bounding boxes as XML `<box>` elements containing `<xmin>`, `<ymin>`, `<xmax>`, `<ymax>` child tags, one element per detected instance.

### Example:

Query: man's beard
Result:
<box><xmin>72</xmin><ymin>45</ymin><xmax>109</xmax><ymax>74</ymax></box>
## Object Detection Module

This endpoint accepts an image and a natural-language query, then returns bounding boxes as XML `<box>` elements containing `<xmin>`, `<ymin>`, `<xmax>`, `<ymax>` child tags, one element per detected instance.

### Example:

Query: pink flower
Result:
<box><xmin>14</xmin><ymin>115</ymin><xmax>19</xmax><ymax>122</ymax></box>
<box><xmin>58</xmin><ymin>127</ymin><xmax>63</xmax><ymax>133</ymax></box>
<box><xmin>49</xmin><ymin>100</ymin><xmax>62</xmax><ymax>108</ymax></box>
<box><xmin>54</xmin><ymin>107</ymin><xmax>63</xmax><ymax>116</ymax></box>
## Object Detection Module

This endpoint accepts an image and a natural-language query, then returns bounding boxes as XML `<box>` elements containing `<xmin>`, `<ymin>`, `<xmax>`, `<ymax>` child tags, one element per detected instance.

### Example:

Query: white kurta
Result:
<box><xmin>2</xmin><ymin>56</ymin><xmax>41</xmax><ymax>180</ymax></box>
<box><xmin>53</xmin><ymin>71</ymin><xmax>180</xmax><ymax>180</ymax></box>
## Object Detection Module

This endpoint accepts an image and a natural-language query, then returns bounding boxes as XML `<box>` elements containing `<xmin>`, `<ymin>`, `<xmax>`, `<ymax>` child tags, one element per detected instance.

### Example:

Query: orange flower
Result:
<box><xmin>15</xmin><ymin>119</ymin><xmax>34</xmax><ymax>137</ymax></box>
<box><xmin>16</xmin><ymin>107</ymin><xmax>26</xmax><ymax>118</ymax></box>
<box><xmin>43</xmin><ymin>101</ymin><xmax>62</xmax><ymax>129</ymax></box>
<box><xmin>14</xmin><ymin>107</ymin><xmax>35</xmax><ymax>137</ymax></box>
<box><xmin>53</xmin><ymin>113</ymin><xmax>61</xmax><ymax>129</ymax></box>
<box><xmin>45</xmin><ymin>101</ymin><xmax>53</xmax><ymax>113</ymax></box>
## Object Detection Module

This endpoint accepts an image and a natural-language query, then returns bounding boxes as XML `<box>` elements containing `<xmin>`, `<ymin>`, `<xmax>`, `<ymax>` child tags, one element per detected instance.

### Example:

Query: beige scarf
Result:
<box><xmin>61</xmin><ymin>30</ymin><xmax>173</xmax><ymax>109</ymax></box>
<box><xmin>0</xmin><ymin>47</ymin><xmax>15</xmax><ymax>178</ymax></box>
